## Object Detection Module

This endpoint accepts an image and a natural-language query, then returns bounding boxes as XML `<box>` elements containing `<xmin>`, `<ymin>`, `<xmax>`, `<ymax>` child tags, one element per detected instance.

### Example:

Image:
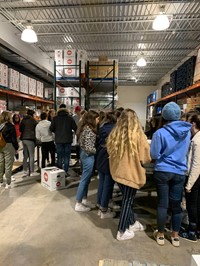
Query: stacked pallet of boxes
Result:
<box><xmin>63</xmin><ymin>49</ymin><xmax>77</xmax><ymax>77</ymax></box>
<box><xmin>0</xmin><ymin>63</ymin><xmax>8</xmax><ymax>88</ymax></box>
<box><xmin>28</xmin><ymin>77</ymin><xmax>37</xmax><ymax>96</ymax></box>
<box><xmin>37</xmin><ymin>81</ymin><xmax>44</xmax><ymax>98</ymax></box>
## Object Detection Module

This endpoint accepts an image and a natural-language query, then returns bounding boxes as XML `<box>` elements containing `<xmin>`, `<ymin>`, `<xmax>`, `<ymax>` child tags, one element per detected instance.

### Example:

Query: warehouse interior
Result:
<box><xmin>0</xmin><ymin>1</ymin><xmax>200</xmax><ymax>266</ymax></box>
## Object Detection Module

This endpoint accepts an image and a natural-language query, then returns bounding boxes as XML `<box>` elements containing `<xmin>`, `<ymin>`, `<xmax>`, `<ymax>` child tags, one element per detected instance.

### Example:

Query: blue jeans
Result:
<box><xmin>56</xmin><ymin>143</ymin><xmax>71</xmax><ymax>173</ymax></box>
<box><xmin>97</xmin><ymin>171</ymin><xmax>115</xmax><ymax>209</ymax></box>
<box><xmin>154</xmin><ymin>171</ymin><xmax>186</xmax><ymax>232</ymax></box>
<box><xmin>76</xmin><ymin>150</ymin><xmax>95</xmax><ymax>202</ymax></box>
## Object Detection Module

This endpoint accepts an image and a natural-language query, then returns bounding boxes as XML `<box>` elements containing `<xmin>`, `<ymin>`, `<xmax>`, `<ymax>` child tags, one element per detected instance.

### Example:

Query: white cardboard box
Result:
<box><xmin>64</xmin><ymin>49</ymin><xmax>76</xmax><ymax>58</ymax></box>
<box><xmin>41</xmin><ymin>167</ymin><xmax>66</xmax><ymax>191</ymax></box>
<box><xmin>191</xmin><ymin>255</ymin><xmax>200</xmax><ymax>266</ymax></box>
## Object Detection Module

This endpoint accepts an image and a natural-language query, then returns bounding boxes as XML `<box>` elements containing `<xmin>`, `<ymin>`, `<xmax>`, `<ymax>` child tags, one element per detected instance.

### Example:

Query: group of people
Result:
<box><xmin>0</xmin><ymin>101</ymin><xmax>199</xmax><ymax>246</ymax></box>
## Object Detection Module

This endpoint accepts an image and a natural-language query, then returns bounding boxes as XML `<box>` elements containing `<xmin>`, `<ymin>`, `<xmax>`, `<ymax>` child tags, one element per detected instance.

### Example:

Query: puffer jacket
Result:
<box><xmin>20</xmin><ymin>115</ymin><xmax>37</xmax><ymax>141</ymax></box>
<box><xmin>36</xmin><ymin>120</ymin><xmax>54</xmax><ymax>142</ymax></box>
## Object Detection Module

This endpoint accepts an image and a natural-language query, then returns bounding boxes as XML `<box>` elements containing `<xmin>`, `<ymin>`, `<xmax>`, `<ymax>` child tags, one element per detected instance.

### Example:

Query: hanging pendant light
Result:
<box><xmin>136</xmin><ymin>57</ymin><xmax>147</xmax><ymax>67</ymax></box>
<box><xmin>21</xmin><ymin>25</ymin><xmax>38</xmax><ymax>43</ymax></box>
<box><xmin>152</xmin><ymin>6</ymin><xmax>170</xmax><ymax>31</ymax></box>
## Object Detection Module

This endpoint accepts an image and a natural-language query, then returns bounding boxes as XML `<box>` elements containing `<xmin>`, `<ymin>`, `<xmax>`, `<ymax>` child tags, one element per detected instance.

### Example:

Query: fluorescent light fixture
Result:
<box><xmin>21</xmin><ymin>25</ymin><xmax>38</xmax><ymax>43</ymax></box>
<box><xmin>136</xmin><ymin>57</ymin><xmax>147</xmax><ymax>67</ymax></box>
<box><xmin>152</xmin><ymin>14</ymin><xmax>170</xmax><ymax>31</ymax></box>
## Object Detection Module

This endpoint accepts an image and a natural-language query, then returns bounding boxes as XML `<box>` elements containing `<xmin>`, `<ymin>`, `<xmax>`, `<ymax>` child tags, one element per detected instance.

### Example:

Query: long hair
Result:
<box><xmin>78</xmin><ymin>110</ymin><xmax>99</xmax><ymax>138</ymax></box>
<box><xmin>101</xmin><ymin>111</ymin><xmax>117</xmax><ymax>125</ymax></box>
<box><xmin>0</xmin><ymin>111</ymin><xmax>12</xmax><ymax>124</ymax></box>
<box><xmin>12</xmin><ymin>114</ymin><xmax>21</xmax><ymax>124</ymax></box>
<box><xmin>106</xmin><ymin>108</ymin><xmax>143</xmax><ymax>160</ymax></box>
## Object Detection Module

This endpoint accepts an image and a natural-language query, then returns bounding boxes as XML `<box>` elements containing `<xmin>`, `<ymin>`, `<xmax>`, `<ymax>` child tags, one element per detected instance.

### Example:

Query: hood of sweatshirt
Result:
<box><xmin>163</xmin><ymin>121</ymin><xmax>191</xmax><ymax>140</ymax></box>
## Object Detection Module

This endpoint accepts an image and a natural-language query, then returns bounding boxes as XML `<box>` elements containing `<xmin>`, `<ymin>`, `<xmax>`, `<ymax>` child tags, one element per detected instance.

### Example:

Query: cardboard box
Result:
<box><xmin>0</xmin><ymin>63</ymin><xmax>8</xmax><ymax>87</ymax></box>
<box><xmin>28</xmin><ymin>77</ymin><xmax>37</xmax><ymax>95</ymax></box>
<box><xmin>37</xmin><ymin>81</ymin><xmax>44</xmax><ymax>97</ymax></box>
<box><xmin>64</xmin><ymin>49</ymin><xmax>76</xmax><ymax>58</ymax></box>
<box><xmin>20</xmin><ymin>73</ymin><xmax>29</xmax><ymax>93</ymax></box>
<box><xmin>8</xmin><ymin>68</ymin><xmax>19</xmax><ymax>91</ymax></box>
<box><xmin>41</xmin><ymin>167</ymin><xmax>66</xmax><ymax>191</ymax></box>
<box><xmin>55</xmin><ymin>50</ymin><xmax>63</xmax><ymax>66</ymax></box>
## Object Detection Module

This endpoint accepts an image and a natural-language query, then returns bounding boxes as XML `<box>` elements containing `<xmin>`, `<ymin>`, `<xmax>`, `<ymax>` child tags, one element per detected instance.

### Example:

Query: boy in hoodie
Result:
<box><xmin>36</xmin><ymin>112</ymin><xmax>55</xmax><ymax>168</ymax></box>
<box><xmin>150</xmin><ymin>102</ymin><xmax>191</xmax><ymax>247</ymax></box>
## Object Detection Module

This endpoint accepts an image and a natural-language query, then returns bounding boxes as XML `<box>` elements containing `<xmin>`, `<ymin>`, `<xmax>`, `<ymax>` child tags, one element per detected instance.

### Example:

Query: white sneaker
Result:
<box><xmin>100</xmin><ymin>209</ymin><xmax>116</xmax><ymax>219</ymax></box>
<box><xmin>22</xmin><ymin>171</ymin><xmax>29</xmax><ymax>177</ymax></box>
<box><xmin>129</xmin><ymin>221</ymin><xmax>146</xmax><ymax>232</ymax></box>
<box><xmin>82</xmin><ymin>199</ymin><xmax>96</xmax><ymax>209</ymax></box>
<box><xmin>5</xmin><ymin>184</ymin><xmax>11</xmax><ymax>189</ymax></box>
<box><xmin>114</xmin><ymin>183</ymin><xmax>120</xmax><ymax>192</ymax></box>
<box><xmin>0</xmin><ymin>182</ymin><xmax>4</xmax><ymax>188</ymax></box>
<box><xmin>75</xmin><ymin>203</ymin><xmax>91</xmax><ymax>212</ymax></box>
<box><xmin>30</xmin><ymin>172</ymin><xmax>39</xmax><ymax>177</ymax></box>
<box><xmin>11</xmin><ymin>176</ymin><xmax>16</xmax><ymax>182</ymax></box>
<box><xmin>117</xmin><ymin>229</ymin><xmax>135</xmax><ymax>241</ymax></box>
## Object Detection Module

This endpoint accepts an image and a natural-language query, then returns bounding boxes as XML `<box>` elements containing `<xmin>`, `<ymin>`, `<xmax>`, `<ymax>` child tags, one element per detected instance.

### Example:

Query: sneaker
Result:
<box><xmin>5</xmin><ymin>184</ymin><xmax>11</xmax><ymax>189</ymax></box>
<box><xmin>0</xmin><ymin>182</ymin><xmax>4</xmax><ymax>188</ymax></box>
<box><xmin>30</xmin><ymin>172</ymin><xmax>39</xmax><ymax>177</ymax></box>
<box><xmin>11</xmin><ymin>176</ymin><xmax>16</xmax><ymax>182</ymax></box>
<box><xmin>22</xmin><ymin>171</ymin><xmax>29</xmax><ymax>177</ymax></box>
<box><xmin>114</xmin><ymin>183</ymin><xmax>120</xmax><ymax>192</ymax></box>
<box><xmin>100</xmin><ymin>209</ymin><xmax>116</xmax><ymax>219</ymax></box>
<box><xmin>129</xmin><ymin>221</ymin><xmax>146</xmax><ymax>232</ymax></box>
<box><xmin>108</xmin><ymin>200</ymin><xmax>121</xmax><ymax>210</ymax></box>
<box><xmin>82</xmin><ymin>199</ymin><xmax>96</xmax><ymax>209</ymax></box>
<box><xmin>171</xmin><ymin>237</ymin><xmax>180</xmax><ymax>247</ymax></box>
<box><xmin>117</xmin><ymin>229</ymin><xmax>135</xmax><ymax>241</ymax></box>
<box><xmin>75</xmin><ymin>203</ymin><xmax>91</xmax><ymax>212</ymax></box>
<box><xmin>153</xmin><ymin>230</ymin><xmax>165</xmax><ymax>245</ymax></box>
<box><xmin>179</xmin><ymin>231</ymin><xmax>197</xmax><ymax>242</ymax></box>
<box><xmin>97</xmin><ymin>209</ymin><xmax>101</xmax><ymax>216</ymax></box>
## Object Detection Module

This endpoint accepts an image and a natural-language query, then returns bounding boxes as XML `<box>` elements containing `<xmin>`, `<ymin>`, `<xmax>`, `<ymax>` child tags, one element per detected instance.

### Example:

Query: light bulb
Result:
<box><xmin>136</xmin><ymin>57</ymin><xmax>147</xmax><ymax>67</ymax></box>
<box><xmin>21</xmin><ymin>26</ymin><xmax>38</xmax><ymax>43</ymax></box>
<box><xmin>152</xmin><ymin>14</ymin><xmax>170</xmax><ymax>31</ymax></box>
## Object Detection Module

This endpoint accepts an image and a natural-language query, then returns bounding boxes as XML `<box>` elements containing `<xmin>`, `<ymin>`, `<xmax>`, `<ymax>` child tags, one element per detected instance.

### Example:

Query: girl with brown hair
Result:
<box><xmin>75</xmin><ymin>110</ymin><xmax>99</xmax><ymax>212</ymax></box>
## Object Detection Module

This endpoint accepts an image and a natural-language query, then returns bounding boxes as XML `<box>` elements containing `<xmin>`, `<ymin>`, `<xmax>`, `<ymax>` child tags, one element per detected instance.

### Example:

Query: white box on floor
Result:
<box><xmin>191</xmin><ymin>255</ymin><xmax>200</xmax><ymax>266</ymax></box>
<box><xmin>41</xmin><ymin>167</ymin><xmax>65</xmax><ymax>191</ymax></box>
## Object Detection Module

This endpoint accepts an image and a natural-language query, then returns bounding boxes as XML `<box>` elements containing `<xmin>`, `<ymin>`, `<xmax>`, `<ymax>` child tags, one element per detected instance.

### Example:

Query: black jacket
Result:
<box><xmin>20</xmin><ymin>115</ymin><xmax>37</xmax><ymax>141</ymax></box>
<box><xmin>50</xmin><ymin>108</ymin><xmax>77</xmax><ymax>144</ymax></box>
<box><xmin>96</xmin><ymin>122</ymin><xmax>115</xmax><ymax>174</ymax></box>
<box><xmin>1</xmin><ymin>122</ymin><xmax>19</xmax><ymax>150</ymax></box>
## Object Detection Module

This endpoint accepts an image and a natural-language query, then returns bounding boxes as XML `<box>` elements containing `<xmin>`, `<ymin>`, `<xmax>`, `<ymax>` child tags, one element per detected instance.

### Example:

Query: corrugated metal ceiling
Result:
<box><xmin>0</xmin><ymin>0</ymin><xmax>200</xmax><ymax>85</ymax></box>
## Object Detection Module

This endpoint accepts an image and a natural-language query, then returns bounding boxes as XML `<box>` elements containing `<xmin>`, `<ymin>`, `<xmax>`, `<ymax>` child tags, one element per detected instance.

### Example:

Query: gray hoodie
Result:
<box><xmin>36</xmin><ymin>120</ymin><xmax>54</xmax><ymax>143</ymax></box>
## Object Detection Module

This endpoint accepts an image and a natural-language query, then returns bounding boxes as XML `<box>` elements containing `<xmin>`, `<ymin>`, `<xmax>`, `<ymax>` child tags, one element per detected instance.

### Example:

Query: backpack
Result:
<box><xmin>0</xmin><ymin>123</ymin><xmax>7</xmax><ymax>149</ymax></box>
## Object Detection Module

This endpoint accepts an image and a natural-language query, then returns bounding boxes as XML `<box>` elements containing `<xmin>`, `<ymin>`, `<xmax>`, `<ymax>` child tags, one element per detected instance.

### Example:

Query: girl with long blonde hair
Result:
<box><xmin>107</xmin><ymin>108</ymin><xmax>151</xmax><ymax>240</ymax></box>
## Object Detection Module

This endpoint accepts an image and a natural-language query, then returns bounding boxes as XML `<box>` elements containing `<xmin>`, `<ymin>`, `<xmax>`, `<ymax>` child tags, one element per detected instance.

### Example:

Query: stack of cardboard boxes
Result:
<box><xmin>0</xmin><ymin>63</ymin><xmax>8</xmax><ymax>87</ymax></box>
<box><xmin>177</xmin><ymin>93</ymin><xmax>200</xmax><ymax>112</ymax></box>
<box><xmin>37</xmin><ymin>81</ymin><xmax>44</xmax><ymax>98</ymax></box>
<box><xmin>9</xmin><ymin>68</ymin><xmax>19</xmax><ymax>91</ymax></box>
<box><xmin>55</xmin><ymin>49</ymin><xmax>87</xmax><ymax>78</ymax></box>
<box><xmin>20</xmin><ymin>73</ymin><xmax>29</xmax><ymax>94</ymax></box>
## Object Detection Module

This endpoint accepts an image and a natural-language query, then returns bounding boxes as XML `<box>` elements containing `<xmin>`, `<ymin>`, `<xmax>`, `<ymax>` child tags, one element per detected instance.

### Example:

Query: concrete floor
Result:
<box><xmin>0</xmin><ymin>171</ymin><xmax>200</xmax><ymax>266</ymax></box>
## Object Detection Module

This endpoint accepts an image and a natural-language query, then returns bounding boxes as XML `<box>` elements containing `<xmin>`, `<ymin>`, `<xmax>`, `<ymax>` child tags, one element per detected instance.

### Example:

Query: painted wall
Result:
<box><xmin>0</xmin><ymin>14</ymin><xmax>54</xmax><ymax>75</ymax></box>
<box><xmin>117</xmin><ymin>85</ymin><xmax>156</xmax><ymax>127</ymax></box>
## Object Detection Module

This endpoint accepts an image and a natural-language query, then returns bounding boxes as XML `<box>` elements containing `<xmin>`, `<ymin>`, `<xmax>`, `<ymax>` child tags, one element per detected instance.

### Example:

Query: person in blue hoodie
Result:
<box><xmin>150</xmin><ymin>102</ymin><xmax>191</xmax><ymax>247</ymax></box>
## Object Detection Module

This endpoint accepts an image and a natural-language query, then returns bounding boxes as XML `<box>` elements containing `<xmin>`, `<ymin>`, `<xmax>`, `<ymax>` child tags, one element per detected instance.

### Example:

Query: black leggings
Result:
<box><xmin>185</xmin><ymin>176</ymin><xmax>200</xmax><ymax>231</ymax></box>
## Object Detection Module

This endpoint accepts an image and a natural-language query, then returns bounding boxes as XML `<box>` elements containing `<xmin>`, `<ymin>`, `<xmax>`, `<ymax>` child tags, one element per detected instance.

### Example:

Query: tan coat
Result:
<box><xmin>109</xmin><ymin>133</ymin><xmax>151</xmax><ymax>189</ymax></box>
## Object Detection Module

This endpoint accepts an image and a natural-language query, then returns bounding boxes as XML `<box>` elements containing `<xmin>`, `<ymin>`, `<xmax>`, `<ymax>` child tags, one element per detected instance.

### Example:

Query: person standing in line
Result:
<box><xmin>96</xmin><ymin>111</ymin><xmax>117</xmax><ymax>219</ymax></box>
<box><xmin>20</xmin><ymin>109</ymin><xmax>38</xmax><ymax>176</ymax></box>
<box><xmin>12</xmin><ymin>113</ymin><xmax>21</xmax><ymax>160</ymax></box>
<box><xmin>36</xmin><ymin>112</ymin><xmax>55</xmax><ymax>168</ymax></box>
<box><xmin>75</xmin><ymin>110</ymin><xmax>99</xmax><ymax>212</ymax></box>
<box><xmin>47</xmin><ymin>109</ymin><xmax>56</xmax><ymax>122</ymax></box>
<box><xmin>73</xmin><ymin>105</ymin><xmax>82</xmax><ymax>164</ymax></box>
<box><xmin>179</xmin><ymin>113</ymin><xmax>200</xmax><ymax>242</ymax></box>
<box><xmin>107</xmin><ymin>109</ymin><xmax>150</xmax><ymax>240</ymax></box>
<box><xmin>50</xmin><ymin>104</ymin><xmax>77</xmax><ymax>176</ymax></box>
<box><xmin>150</xmin><ymin>102</ymin><xmax>191</xmax><ymax>247</ymax></box>
<box><xmin>0</xmin><ymin>111</ymin><xmax>19</xmax><ymax>189</ymax></box>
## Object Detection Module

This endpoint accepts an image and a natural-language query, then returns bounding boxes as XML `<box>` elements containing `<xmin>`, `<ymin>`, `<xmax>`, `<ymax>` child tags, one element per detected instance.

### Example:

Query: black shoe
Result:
<box><xmin>179</xmin><ymin>231</ymin><xmax>197</xmax><ymax>242</ymax></box>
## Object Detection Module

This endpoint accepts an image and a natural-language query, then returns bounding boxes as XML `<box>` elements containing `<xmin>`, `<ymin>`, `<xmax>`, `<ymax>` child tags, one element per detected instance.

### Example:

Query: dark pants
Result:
<box><xmin>154</xmin><ymin>171</ymin><xmax>186</xmax><ymax>232</ymax></box>
<box><xmin>56</xmin><ymin>143</ymin><xmax>71</xmax><ymax>173</ymax></box>
<box><xmin>118</xmin><ymin>183</ymin><xmax>137</xmax><ymax>233</ymax></box>
<box><xmin>97</xmin><ymin>171</ymin><xmax>115</xmax><ymax>209</ymax></box>
<box><xmin>41</xmin><ymin>141</ymin><xmax>56</xmax><ymax>168</ymax></box>
<box><xmin>185</xmin><ymin>176</ymin><xmax>200</xmax><ymax>231</ymax></box>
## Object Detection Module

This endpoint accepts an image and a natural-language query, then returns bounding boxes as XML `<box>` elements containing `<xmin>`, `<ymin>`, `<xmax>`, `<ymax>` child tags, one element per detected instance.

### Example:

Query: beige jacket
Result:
<box><xmin>186</xmin><ymin>131</ymin><xmax>200</xmax><ymax>191</ymax></box>
<box><xmin>109</xmin><ymin>133</ymin><xmax>151</xmax><ymax>189</ymax></box>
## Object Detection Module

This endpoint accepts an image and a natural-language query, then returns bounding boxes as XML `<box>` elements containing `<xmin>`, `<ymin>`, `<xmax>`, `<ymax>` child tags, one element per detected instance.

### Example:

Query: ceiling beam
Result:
<box><xmin>0</xmin><ymin>1</ymin><xmax>194</xmax><ymax>11</ymax></box>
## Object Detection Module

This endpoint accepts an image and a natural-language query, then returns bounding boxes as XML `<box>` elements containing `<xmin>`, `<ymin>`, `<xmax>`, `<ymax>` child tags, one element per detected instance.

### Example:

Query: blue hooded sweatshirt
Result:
<box><xmin>150</xmin><ymin>121</ymin><xmax>191</xmax><ymax>175</ymax></box>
